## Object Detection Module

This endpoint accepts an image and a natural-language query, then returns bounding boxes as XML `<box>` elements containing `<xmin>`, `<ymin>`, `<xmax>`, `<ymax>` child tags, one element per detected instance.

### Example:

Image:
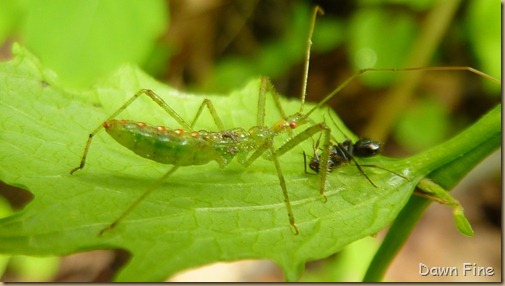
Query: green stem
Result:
<box><xmin>363</xmin><ymin>104</ymin><xmax>501</xmax><ymax>282</ymax></box>
<box><xmin>404</xmin><ymin>104</ymin><xmax>501</xmax><ymax>176</ymax></box>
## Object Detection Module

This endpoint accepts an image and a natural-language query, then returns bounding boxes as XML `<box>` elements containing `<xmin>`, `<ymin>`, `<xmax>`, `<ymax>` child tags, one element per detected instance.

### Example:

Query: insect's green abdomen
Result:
<box><xmin>104</xmin><ymin>120</ymin><xmax>217</xmax><ymax>166</ymax></box>
<box><xmin>104</xmin><ymin>120</ymin><xmax>258</xmax><ymax>167</ymax></box>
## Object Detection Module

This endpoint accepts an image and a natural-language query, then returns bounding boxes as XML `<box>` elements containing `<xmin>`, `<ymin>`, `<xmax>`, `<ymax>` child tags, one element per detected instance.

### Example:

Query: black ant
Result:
<box><xmin>303</xmin><ymin>114</ymin><xmax>407</xmax><ymax>187</ymax></box>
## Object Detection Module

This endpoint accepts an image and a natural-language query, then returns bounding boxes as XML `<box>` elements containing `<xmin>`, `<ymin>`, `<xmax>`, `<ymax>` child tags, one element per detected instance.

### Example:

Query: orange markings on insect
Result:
<box><xmin>190</xmin><ymin>131</ymin><xmax>200</xmax><ymax>137</ymax></box>
<box><xmin>173</xmin><ymin>129</ymin><xmax>184</xmax><ymax>135</ymax></box>
<box><xmin>156</xmin><ymin>126</ymin><xmax>167</xmax><ymax>131</ymax></box>
<box><xmin>137</xmin><ymin>122</ymin><xmax>147</xmax><ymax>127</ymax></box>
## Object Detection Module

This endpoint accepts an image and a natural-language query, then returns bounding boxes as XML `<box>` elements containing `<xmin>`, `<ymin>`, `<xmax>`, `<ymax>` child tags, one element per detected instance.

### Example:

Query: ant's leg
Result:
<box><xmin>345</xmin><ymin>154</ymin><xmax>378</xmax><ymax>188</ymax></box>
<box><xmin>99</xmin><ymin>165</ymin><xmax>180</xmax><ymax>235</ymax></box>
<box><xmin>358</xmin><ymin>164</ymin><xmax>409</xmax><ymax>181</ymax></box>
<box><xmin>71</xmin><ymin>89</ymin><xmax>192</xmax><ymax>174</ymax></box>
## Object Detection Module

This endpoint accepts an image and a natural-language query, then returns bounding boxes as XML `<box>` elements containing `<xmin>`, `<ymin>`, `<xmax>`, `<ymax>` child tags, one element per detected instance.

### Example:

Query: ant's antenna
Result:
<box><xmin>299</xmin><ymin>6</ymin><xmax>324</xmax><ymax>113</ymax></box>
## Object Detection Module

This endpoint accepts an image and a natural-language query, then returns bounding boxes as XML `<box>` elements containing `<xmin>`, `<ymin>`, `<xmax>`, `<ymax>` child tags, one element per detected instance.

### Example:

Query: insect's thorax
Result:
<box><xmin>270</xmin><ymin>112</ymin><xmax>309</xmax><ymax>134</ymax></box>
<box><xmin>199</xmin><ymin>128</ymin><xmax>258</xmax><ymax>165</ymax></box>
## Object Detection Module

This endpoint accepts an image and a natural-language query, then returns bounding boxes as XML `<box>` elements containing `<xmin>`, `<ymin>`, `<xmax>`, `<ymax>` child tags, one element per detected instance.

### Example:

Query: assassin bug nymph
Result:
<box><xmin>72</xmin><ymin>7</ymin><xmax>331</xmax><ymax>235</ymax></box>
<box><xmin>70</xmin><ymin>5</ymin><xmax>499</xmax><ymax>236</ymax></box>
<box><xmin>71</xmin><ymin>82</ymin><xmax>331</xmax><ymax>236</ymax></box>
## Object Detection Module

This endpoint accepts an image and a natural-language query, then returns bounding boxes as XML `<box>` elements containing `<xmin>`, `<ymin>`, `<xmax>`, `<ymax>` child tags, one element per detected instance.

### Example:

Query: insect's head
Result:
<box><xmin>271</xmin><ymin>112</ymin><xmax>308</xmax><ymax>133</ymax></box>
<box><xmin>308</xmin><ymin>145</ymin><xmax>340</xmax><ymax>174</ymax></box>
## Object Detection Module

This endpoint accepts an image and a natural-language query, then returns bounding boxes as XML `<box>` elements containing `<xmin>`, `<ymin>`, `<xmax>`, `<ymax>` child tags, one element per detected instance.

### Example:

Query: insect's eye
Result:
<box><xmin>289</xmin><ymin>122</ymin><xmax>298</xmax><ymax>129</ymax></box>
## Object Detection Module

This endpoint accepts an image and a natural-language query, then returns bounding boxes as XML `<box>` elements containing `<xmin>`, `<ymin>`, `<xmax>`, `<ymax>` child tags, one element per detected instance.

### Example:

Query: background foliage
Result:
<box><xmin>0</xmin><ymin>0</ymin><xmax>500</xmax><ymax>282</ymax></box>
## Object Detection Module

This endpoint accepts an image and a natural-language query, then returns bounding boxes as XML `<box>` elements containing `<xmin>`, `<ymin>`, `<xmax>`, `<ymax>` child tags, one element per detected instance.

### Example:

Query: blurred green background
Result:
<box><xmin>0</xmin><ymin>0</ymin><xmax>500</xmax><ymax>282</ymax></box>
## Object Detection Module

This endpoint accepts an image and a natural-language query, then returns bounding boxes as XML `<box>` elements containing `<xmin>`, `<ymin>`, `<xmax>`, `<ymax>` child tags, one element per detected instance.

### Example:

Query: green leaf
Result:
<box><xmin>0</xmin><ymin>45</ymin><xmax>486</xmax><ymax>282</ymax></box>
<box><xmin>415</xmin><ymin>178</ymin><xmax>473</xmax><ymax>236</ymax></box>
<box><xmin>22</xmin><ymin>0</ymin><xmax>168</xmax><ymax>87</ymax></box>
<box><xmin>453</xmin><ymin>207</ymin><xmax>473</xmax><ymax>237</ymax></box>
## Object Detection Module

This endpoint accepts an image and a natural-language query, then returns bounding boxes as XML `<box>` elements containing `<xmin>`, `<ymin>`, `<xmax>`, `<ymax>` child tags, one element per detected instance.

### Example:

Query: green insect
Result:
<box><xmin>70</xmin><ymin>6</ymin><xmax>499</xmax><ymax>236</ymax></box>
<box><xmin>72</xmin><ymin>7</ymin><xmax>331</xmax><ymax>235</ymax></box>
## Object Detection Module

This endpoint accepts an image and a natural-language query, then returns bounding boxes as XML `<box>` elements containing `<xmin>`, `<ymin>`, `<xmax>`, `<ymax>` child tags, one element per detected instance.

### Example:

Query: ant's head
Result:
<box><xmin>271</xmin><ymin>112</ymin><xmax>308</xmax><ymax>133</ymax></box>
<box><xmin>353</xmin><ymin>138</ymin><xmax>382</xmax><ymax>157</ymax></box>
<box><xmin>309</xmin><ymin>158</ymin><xmax>321</xmax><ymax>173</ymax></box>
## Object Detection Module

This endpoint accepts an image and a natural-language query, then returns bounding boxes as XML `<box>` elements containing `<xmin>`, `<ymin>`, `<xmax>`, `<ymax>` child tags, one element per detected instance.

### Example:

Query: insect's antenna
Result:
<box><xmin>383</xmin><ymin>66</ymin><xmax>501</xmax><ymax>85</ymax></box>
<box><xmin>304</xmin><ymin>66</ymin><xmax>501</xmax><ymax>118</ymax></box>
<box><xmin>305</xmin><ymin>69</ymin><xmax>365</xmax><ymax>118</ymax></box>
<box><xmin>326</xmin><ymin>108</ymin><xmax>350</xmax><ymax>141</ymax></box>
<box><xmin>299</xmin><ymin>5</ymin><xmax>324</xmax><ymax>113</ymax></box>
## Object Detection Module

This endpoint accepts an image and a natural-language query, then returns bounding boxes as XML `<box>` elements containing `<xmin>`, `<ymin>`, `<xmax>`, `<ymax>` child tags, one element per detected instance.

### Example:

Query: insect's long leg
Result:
<box><xmin>305</xmin><ymin>67</ymin><xmax>500</xmax><ymax>119</ymax></box>
<box><xmin>317</xmin><ymin>128</ymin><xmax>331</xmax><ymax>200</ymax></box>
<box><xmin>257</xmin><ymin>77</ymin><xmax>289</xmax><ymax>129</ymax></box>
<box><xmin>237</xmin><ymin>139</ymin><xmax>299</xmax><ymax>234</ymax></box>
<box><xmin>239</xmin><ymin>122</ymin><xmax>328</xmax><ymax>234</ymax></box>
<box><xmin>71</xmin><ymin>89</ymin><xmax>192</xmax><ymax>174</ymax></box>
<box><xmin>269</xmin><ymin>145</ymin><xmax>298</xmax><ymax>235</ymax></box>
<box><xmin>299</xmin><ymin>6</ymin><xmax>324</xmax><ymax>113</ymax></box>
<box><xmin>255</xmin><ymin>5</ymin><xmax>322</xmax><ymax>133</ymax></box>
<box><xmin>99</xmin><ymin>165</ymin><xmax>180</xmax><ymax>235</ymax></box>
<box><xmin>257</xmin><ymin>77</ymin><xmax>272</xmax><ymax>126</ymax></box>
<box><xmin>274</xmin><ymin>123</ymin><xmax>330</xmax><ymax>158</ymax></box>
<box><xmin>303</xmin><ymin>151</ymin><xmax>310</xmax><ymax>174</ymax></box>
<box><xmin>275</xmin><ymin>122</ymin><xmax>332</xmax><ymax>200</ymax></box>
<box><xmin>130</xmin><ymin>89</ymin><xmax>193</xmax><ymax>130</ymax></box>
<box><xmin>190</xmin><ymin>99</ymin><xmax>225</xmax><ymax>131</ymax></box>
